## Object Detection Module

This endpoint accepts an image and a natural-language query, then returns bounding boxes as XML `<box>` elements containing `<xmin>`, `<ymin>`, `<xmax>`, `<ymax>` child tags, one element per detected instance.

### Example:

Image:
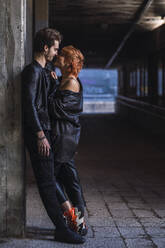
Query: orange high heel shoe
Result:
<box><xmin>63</xmin><ymin>207</ymin><xmax>88</xmax><ymax>236</ymax></box>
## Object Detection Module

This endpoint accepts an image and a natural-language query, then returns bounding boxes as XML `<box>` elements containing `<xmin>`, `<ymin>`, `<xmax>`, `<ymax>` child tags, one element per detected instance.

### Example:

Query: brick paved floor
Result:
<box><xmin>1</xmin><ymin>114</ymin><xmax>165</xmax><ymax>248</ymax></box>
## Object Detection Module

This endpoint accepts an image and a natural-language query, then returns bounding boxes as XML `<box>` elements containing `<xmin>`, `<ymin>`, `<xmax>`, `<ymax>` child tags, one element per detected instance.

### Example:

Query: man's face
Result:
<box><xmin>44</xmin><ymin>40</ymin><xmax>59</xmax><ymax>62</ymax></box>
<box><xmin>54</xmin><ymin>49</ymin><xmax>65</xmax><ymax>69</ymax></box>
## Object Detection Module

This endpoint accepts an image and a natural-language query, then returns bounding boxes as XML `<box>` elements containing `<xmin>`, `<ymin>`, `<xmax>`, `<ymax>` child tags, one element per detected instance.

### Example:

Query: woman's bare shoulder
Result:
<box><xmin>61</xmin><ymin>78</ymin><xmax>80</xmax><ymax>92</ymax></box>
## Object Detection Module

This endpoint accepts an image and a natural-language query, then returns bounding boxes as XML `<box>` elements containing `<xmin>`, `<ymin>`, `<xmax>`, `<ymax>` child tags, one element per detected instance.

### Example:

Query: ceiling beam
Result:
<box><xmin>105</xmin><ymin>0</ymin><xmax>154</xmax><ymax>69</ymax></box>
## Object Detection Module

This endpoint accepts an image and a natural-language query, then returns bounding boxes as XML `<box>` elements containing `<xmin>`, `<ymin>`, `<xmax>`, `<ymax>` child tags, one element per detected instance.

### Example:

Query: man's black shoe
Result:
<box><xmin>54</xmin><ymin>228</ymin><xmax>85</xmax><ymax>244</ymax></box>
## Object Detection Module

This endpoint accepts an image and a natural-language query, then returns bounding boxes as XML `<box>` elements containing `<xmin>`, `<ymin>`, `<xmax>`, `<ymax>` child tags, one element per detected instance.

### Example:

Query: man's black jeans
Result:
<box><xmin>24</xmin><ymin>129</ymin><xmax>67</xmax><ymax>230</ymax></box>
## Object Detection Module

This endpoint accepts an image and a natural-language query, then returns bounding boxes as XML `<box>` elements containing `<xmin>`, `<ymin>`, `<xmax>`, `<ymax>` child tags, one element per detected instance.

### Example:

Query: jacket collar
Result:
<box><xmin>33</xmin><ymin>60</ymin><xmax>45</xmax><ymax>70</ymax></box>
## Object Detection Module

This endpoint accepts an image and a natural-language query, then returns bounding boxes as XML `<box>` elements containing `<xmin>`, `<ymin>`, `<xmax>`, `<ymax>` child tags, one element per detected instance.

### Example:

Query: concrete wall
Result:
<box><xmin>26</xmin><ymin>0</ymin><xmax>33</xmax><ymax>64</ymax></box>
<box><xmin>0</xmin><ymin>0</ymin><xmax>27</xmax><ymax>237</ymax></box>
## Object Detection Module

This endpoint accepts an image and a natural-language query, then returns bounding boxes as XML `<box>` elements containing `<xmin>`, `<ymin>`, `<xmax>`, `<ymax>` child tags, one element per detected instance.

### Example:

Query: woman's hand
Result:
<box><xmin>51</xmin><ymin>71</ymin><xmax>57</xmax><ymax>79</ymax></box>
<box><xmin>38</xmin><ymin>138</ymin><xmax>51</xmax><ymax>157</ymax></box>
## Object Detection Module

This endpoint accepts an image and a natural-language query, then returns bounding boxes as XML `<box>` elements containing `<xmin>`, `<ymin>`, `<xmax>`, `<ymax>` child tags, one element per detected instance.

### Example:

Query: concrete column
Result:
<box><xmin>26</xmin><ymin>0</ymin><xmax>33</xmax><ymax>64</ymax></box>
<box><xmin>0</xmin><ymin>0</ymin><xmax>27</xmax><ymax>237</ymax></box>
<box><xmin>34</xmin><ymin>0</ymin><xmax>49</xmax><ymax>33</ymax></box>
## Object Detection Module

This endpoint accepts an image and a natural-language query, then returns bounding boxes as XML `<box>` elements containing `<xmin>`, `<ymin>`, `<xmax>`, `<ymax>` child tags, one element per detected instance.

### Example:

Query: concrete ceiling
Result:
<box><xmin>49</xmin><ymin>0</ymin><xmax>165</xmax><ymax>67</ymax></box>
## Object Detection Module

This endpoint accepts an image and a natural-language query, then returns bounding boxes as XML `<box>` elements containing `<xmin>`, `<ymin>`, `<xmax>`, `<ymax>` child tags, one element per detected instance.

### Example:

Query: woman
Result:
<box><xmin>48</xmin><ymin>45</ymin><xmax>87</xmax><ymax>235</ymax></box>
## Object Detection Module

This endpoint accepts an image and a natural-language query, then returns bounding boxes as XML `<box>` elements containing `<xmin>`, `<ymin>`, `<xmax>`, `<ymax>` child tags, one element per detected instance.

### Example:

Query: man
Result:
<box><xmin>22</xmin><ymin>28</ymin><xmax>85</xmax><ymax>244</ymax></box>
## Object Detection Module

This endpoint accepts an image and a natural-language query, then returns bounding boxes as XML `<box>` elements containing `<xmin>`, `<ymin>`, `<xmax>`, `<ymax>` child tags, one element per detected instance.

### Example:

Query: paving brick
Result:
<box><xmin>116</xmin><ymin>187</ymin><xmax>133</xmax><ymax>192</ymax></box>
<box><xmin>137</xmin><ymin>192</ymin><xmax>158</xmax><ymax>198</ymax></box>
<box><xmin>84</xmin><ymin>194</ymin><xmax>103</xmax><ymax>202</ymax></box>
<box><xmin>133</xmin><ymin>210</ymin><xmax>155</xmax><ymax>218</ymax></box>
<box><xmin>128</xmin><ymin>202</ymin><xmax>151</xmax><ymax>210</ymax></box>
<box><xmin>86</xmin><ymin>202</ymin><xmax>107</xmax><ymax>209</ymax></box>
<box><xmin>111</xmin><ymin>209</ymin><xmax>134</xmax><ymax>218</ymax></box>
<box><xmin>102</xmin><ymin>193</ymin><xmax>124</xmax><ymax>203</ymax></box>
<box><xmin>87</xmin><ymin>208</ymin><xmax>110</xmax><ymax>218</ymax></box>
<box><xmin>149</xmin><ymin>204</ymin><xmax>165</xmax><ymax>210</ymax></box>
<box><xmin>102</xmin><ymin>192</ymin><xmax>122</xmax><ymax>197</ymax></box>
<box><xmin>152</xmin><ymin>238</ymin><xmax>165</xmax><ymax>248</ymax></box>
<box><xmin>84</xmin><ymin>238</ymin><xmax>126</xmax><ymax>248</ymax></box>
<box><xmin>96</xmin><ymin>185</ymin><xmax>117</xmax><ymax>192</ymax></box>
<box><xmin>93</xmin><ymin>226</ymin><xmax>121</xmax><ymax>238</ymax></box>
<box><xmin>103</xmin><ymin>196</ymin><xmax>124</xmax><ymax>203</ymax></box>
<box><xmin>119</xmin><ymin>191</ymin><xmax>139</xmax><ymax>197</ymax></box>
<box><xmin>114</xmin><ymin>218</ymin><xmax>141</xmax><ymax>227</ymax></box>
<box><xmin>88</xmin><ymin>216</ymin><xmax>115</xmax><ymax>227</ymax></box>
<box><xmin>107</xmin><ymin>202</ymin><xmax>129</xmax><ymax>210</ymax></box>
<box><xmin>145</xmin><ymin>198</ymin><xmax>165</xmax><ymax>204</ymax></box>
<box><xmin>125</xmin><ymin>238</ymin><xmax>155</xmax><ymax>248</ymax></box>
<box><xmin>145</xmin><ymin>227</ymin><xmax>165</xmax><ymax>237</ymax></box>
<box><xmin>101</xmin><ymin>187</ymin><xmax>119</xmax><ymax>193</ymax></box>
<box><xmin>123</xmin><ymin>197</ymin><xmax>144</xmax><ymax>203</ymax></box>
<box><xmin>139</xmin><ymin>218</ymin><xmax>165</xmax><ymax>227</ymax></box>
<box><xmin>0</xmin><ymin>238</ymin><xmax>127</xmax><ymax>248</ymax></box>
<box><xmin>154</xmin><ymin>210</ymin><xmax>165</xmax><ymax>218</ymax></box>
<box><xmin>118</xmin><ymin>227</ymin><xmax>147</xmax><ymax>238</ymax></box>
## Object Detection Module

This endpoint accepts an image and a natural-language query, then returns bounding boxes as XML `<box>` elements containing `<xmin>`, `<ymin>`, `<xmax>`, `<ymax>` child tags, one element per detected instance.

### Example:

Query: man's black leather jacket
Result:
<box><xmin>22</xmin><ymin>60</ymin><xmax>54</xmax><ymax>133</ymax></box>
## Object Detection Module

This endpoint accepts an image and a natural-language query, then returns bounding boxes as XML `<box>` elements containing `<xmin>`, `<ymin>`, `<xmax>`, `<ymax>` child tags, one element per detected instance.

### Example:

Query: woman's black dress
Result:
<box><xmin>48</xmin><ymin>77</ymin><xmax>85</xmax><ymax>208</ymax></box>
<box><xmin>48</xmin><ymin>77</ymin><xmax>83</xmax><ymax>163</ymax></box>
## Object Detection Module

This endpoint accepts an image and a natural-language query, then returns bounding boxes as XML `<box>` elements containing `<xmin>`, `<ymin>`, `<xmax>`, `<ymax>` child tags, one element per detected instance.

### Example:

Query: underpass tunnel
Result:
<box><xmin>1</xmin><ymin>1</ymin><xmax>165</xmax><ymax>246</ymax></box>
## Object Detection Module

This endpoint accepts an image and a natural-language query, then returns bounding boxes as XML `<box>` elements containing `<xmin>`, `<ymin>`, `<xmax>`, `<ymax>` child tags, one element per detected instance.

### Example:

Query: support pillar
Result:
<box><xmin>0</xmin><ymin>0</ymin><xmax>26</xmax><ymax>237</ymax></box>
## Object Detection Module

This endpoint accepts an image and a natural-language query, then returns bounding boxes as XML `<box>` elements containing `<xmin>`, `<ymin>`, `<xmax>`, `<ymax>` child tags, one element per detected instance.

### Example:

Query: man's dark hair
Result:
<box><xmin>34</xmin><ymin>28</ymin><xmax>62</xmax><ymax>53</ymax></box>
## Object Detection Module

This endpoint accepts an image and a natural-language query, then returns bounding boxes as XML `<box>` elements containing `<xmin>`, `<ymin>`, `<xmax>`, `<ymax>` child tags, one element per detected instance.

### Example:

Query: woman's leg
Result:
<box><xmin>56</xmin><ymin>159</ymin><xmax>87</xmax><ymax>235</ymax></box>
<box><xmin>56</xmin><ymin>179</ymin><xmax>83</xmax><ymax>233</ymax></box>
<box><xmin>56</xmin><ymin>181</ymin><xmax>72</xmax><ymax>211</ymax></box>
<box><xmin>57</xmin><ymin>159</ymin><xmax>85</xmax><ymax>211</ymax></box>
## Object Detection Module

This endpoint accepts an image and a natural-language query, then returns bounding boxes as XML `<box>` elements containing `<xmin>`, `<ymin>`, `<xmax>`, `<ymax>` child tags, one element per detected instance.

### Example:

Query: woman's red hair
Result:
<box><xmin>61</xmin><ymin>45</ymin><xmax>84</xmax><ymax>77</ymax></box>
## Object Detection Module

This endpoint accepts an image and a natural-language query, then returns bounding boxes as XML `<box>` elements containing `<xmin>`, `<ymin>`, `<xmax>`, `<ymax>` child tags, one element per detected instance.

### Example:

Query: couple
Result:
<box><xmin>22</xmin><ymin>28</ymin><xmax>87</xmax><ymax>244</ymax></box>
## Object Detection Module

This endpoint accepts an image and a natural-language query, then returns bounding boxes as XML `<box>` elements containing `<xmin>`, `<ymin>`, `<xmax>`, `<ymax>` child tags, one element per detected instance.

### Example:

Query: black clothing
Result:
<box><xmin>56</xmin><ymin>180</ymin><xmax>67</xmax><ymax>204</ymax></box>
<box><xmin>22</xmin><ymin>59</ymin><xmax>85</xmax><ymax>223</ymax></box>
<box><xmin>45</xmin><ymin>62</ymin><xmax>59</xmax><ymax>96</ymax></box>
<box><xmin>48</xmin><ymin>77</ymin><xmax>83</xmax><ymax>163</ymax></box>
<box><xmin>48</xmin><ymin>77</ymin><xmax>85</xmax><ymax>209</ymax></box>
<box><xmin>56</xmin><ymin>159</ymin><xmax>86</xmax><ymax>213</ymax></box>
<box><xmin>24</xmin><ymin>130</ymin><xmax>68</xmax><ymax>230</ymax></box>
<box><xmin>22</xmin><ymin>60</ymin><xmax>52</xmax><ymax>133</ymax></box>
<box><xmin>22</xmin><ymin>61</ymin><xmax>67</xmax><ymax>230</ymax></box>
<box><xmin>54</xmin><ymin>228</ymin><xmax>85</xmax><ymax>244</ymax></box>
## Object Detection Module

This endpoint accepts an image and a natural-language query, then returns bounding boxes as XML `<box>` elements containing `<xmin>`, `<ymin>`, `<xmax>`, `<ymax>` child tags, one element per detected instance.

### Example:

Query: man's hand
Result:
<box><xmin>38</xmin><ymin>138</ymin><xmax>51</xmax><ymax>157</ymax></box>
<box><xmin>37</xmin><ymin>131</ymin><xmax>51</xmax><ymax>157</ymax></box>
